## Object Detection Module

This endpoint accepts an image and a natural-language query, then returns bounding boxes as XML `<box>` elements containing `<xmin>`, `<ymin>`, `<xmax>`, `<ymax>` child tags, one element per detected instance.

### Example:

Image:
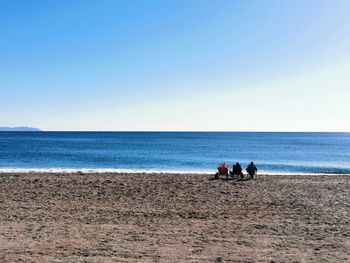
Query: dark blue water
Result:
<box><xmin>0</xmin><ymin>132</ymin><xmax>349</xmax><ymax>174</ymax></box>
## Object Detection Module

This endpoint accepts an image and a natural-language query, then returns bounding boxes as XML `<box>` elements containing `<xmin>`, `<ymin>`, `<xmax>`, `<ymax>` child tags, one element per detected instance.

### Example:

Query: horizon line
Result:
<box><xmin>1</xmin><ymin>130</ymin><xmax>349</xmax><ymax>133</ymax></box>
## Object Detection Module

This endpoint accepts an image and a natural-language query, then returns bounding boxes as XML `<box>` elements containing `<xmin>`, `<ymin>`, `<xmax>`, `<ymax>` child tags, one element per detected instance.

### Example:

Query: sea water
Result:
<box><xmin>0</xmin><ymin>132</ymin><xmax>349</xmax><ymax>174</ymax></box>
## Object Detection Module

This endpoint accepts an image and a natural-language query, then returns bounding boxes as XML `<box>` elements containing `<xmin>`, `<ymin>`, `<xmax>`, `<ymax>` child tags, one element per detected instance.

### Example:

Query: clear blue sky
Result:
<box><xmin>1</xmin><ymin>0</ymin><xmax>350</xmax><ymax>131</ymax></box>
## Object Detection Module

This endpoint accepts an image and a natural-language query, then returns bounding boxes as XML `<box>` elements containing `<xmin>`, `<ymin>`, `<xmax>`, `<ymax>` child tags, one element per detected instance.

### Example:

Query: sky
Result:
<box><xmin>1</xmin><ymin>0</ymin><xmax>350</xmax><ymax>131</ymax></box>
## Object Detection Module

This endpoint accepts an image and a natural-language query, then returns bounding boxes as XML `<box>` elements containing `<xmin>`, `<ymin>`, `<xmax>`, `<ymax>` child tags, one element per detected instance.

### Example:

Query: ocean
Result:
<box><xmin>0</xmin><ymin>132</ymin><xmax>349</xmax><ymax>175</ymax></box>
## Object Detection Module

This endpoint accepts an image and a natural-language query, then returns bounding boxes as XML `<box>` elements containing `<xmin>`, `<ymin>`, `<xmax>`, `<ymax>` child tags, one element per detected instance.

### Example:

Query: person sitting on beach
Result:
<box><xmin>231</xmin><ymin>162</ymin><xmax>244</xmax><ymax>179</ymax></box>
<box><xmin>246</xmin><ymin>162</ymin><xmax>258</xmax><ymax>179</ymax></box>
<box><xmin>215</xmin><ymin>163</ymin><xmax>229</xmax><ymax>179</ymax></box>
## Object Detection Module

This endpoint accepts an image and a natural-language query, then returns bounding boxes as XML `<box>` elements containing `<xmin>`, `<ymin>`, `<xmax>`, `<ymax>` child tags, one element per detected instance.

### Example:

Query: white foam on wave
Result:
<box><xmin>0</xmin><ymin>167</ymin><xmax>214</xmax><ymax>175</ymax></box>
<box><xmin>257</xmin><ymin>171</ymin><xmax>350</xmax><ymax>176</ymax></box>
<box><xmin>0</xmin><ymin>167</ymin><xmax>348</xmax><ymax>176</ymax></box>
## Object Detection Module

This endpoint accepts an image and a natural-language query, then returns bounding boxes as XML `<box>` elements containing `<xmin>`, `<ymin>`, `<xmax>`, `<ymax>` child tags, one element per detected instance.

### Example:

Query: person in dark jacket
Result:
<box><xmin>246</xmin><ymin>162</ymin><xmax>258</xmax><ymax>179</ymax></box>
<box><xmin>231</xmin><ymin>162</ymin><xmax>243</xmax><ymax>179</ymax></box>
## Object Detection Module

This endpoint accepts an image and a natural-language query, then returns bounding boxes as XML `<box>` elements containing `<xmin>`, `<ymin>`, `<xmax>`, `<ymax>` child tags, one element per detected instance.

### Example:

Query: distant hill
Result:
<box><xmin>0</xmin><ymin>126</ymin><xmax>42</xmax><ymax>131</ymax></box>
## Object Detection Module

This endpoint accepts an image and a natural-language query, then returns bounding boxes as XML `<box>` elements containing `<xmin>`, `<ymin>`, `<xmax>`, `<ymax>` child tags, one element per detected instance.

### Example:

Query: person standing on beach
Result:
<box><xmin>246</xmin><ymin>162</ymin><xmax>258</xmax><ymax>179</ymax></box>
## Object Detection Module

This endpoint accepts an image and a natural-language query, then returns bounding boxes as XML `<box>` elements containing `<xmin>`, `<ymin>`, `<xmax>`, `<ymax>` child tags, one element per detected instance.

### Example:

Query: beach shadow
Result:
<box><xmin>208</xmin><ymin>176</ymin><xmax>234</xmax><ymax>181</ymax></box>
<box><xmin>209</xmin><ymin>176</ymin><xmax>252</xmax><ymax>184</ymax></box>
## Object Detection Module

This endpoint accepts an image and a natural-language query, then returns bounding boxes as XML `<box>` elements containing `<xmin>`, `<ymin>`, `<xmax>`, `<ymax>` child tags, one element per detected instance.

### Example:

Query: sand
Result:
<box><xmin>0</xmin><ymin>173</ymin><xmax>349</xmax><ymax>262</ymax></box>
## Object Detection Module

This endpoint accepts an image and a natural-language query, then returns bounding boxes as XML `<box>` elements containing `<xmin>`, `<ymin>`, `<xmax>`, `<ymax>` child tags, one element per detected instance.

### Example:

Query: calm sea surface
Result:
<box><xmin>0</xmin><ymin>132</ymin><xmax>349</xmax><ymax>174</ymax></box>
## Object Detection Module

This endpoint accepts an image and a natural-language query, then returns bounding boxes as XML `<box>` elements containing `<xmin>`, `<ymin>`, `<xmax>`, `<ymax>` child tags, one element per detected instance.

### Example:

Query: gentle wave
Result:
<box><xmin>0</xmin><ymin>167</ymin><xmax>213</xmax><ymax>175</ymax></box>
<box><xmin>0</xmin><ymin>167</ymin><xmax>348</xmax><ymax>175</ymax></box>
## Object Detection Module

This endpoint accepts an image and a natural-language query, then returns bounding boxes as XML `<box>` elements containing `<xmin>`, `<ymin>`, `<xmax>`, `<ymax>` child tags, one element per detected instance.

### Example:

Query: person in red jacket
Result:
<box><xmin>215</xmin><ymin>163</ymin><xmax>229</xmax><ymax>179</ymax></box>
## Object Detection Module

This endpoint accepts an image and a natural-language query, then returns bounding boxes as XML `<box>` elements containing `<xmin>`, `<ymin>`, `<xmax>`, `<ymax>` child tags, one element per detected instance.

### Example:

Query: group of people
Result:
<box><xmin>215</xmin><ymin>162</ymin><xmax>258</xmax><ymax>180</ymax></box>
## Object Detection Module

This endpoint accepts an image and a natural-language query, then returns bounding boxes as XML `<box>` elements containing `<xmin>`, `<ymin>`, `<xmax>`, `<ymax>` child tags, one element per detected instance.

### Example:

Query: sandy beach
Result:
<box><xmin>0</xmin><ymin>173</ymin><xmax>349</xmax><ymax>262</ymax></box>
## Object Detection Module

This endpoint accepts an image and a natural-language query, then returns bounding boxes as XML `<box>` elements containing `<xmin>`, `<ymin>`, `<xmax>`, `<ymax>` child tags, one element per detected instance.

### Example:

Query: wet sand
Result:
<box><xmin>0</xmin><ymin>173</ymin><xmax>349</xmax><ymax>262</ymax></box>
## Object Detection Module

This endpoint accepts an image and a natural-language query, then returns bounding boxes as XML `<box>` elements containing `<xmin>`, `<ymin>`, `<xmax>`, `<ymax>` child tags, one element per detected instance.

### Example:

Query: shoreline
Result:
<box><xmin>0</xmin><ymin>173</ymin><xmax>349</xmax><ymax>262</ymax></box>
<box><xmin>0</xmin><ymin>169</ymin><xmax>349</xmax><ymax>176</ymax></box>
